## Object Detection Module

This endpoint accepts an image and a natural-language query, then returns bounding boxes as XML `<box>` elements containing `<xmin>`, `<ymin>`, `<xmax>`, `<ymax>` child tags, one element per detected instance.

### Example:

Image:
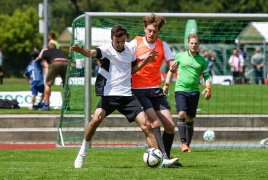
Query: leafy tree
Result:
<box><xmin>0</xmin><ymin>7</ymin><xmax>42</xmax><ymax>77</ymax></box>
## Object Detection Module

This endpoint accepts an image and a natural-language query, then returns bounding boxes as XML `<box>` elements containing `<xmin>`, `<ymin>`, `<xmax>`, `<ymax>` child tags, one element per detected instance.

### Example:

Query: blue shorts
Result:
<box><xmin>175</xmin><ymin>91</ymin><xmax>200</xmax><ymax>118</ymax></box>
<box><xmin>31</xmin><ymin>85</ymin><xmax>44</xmax><ymax>95</ymax></box>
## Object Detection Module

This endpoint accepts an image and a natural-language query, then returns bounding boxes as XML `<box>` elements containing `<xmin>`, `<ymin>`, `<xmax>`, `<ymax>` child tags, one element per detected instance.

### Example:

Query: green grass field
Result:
<box><xmin>1</xmin><ymin>78</ymin><xmax>268</xmax><ymax>114</ymax></box>
<box><xmin>0</xmin><ymin>148</ymin><xmax>267</xmax><ymax>180</ymax></box>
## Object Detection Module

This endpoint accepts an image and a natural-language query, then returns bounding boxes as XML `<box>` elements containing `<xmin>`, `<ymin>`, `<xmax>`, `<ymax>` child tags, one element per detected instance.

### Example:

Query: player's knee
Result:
<box><xmin>178</xmin><ymin>111</ymin><xmax>186</xmax><ymax>118</ymax></box>
<box><xmin>164</xmin><ymin>124</ymin><xmax>175</xmax><ymax>133</ymax></box>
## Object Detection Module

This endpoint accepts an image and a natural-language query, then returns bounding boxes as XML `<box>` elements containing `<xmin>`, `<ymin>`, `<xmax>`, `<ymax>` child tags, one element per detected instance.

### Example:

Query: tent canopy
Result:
<box><xmin>236</xmin><ymin>22</ymin><xmax>268</xmax><ymax>44</ymax></box>
<box><xmin>57</xmin><ymin>27</ymin><xmax>112</xmax><ymax>47</ymax></box>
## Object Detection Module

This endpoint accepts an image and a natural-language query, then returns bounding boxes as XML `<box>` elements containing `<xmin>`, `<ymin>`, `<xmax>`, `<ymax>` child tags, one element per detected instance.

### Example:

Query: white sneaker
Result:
<box><xmin>159</xmin><ymin>158</ymin><xmax>178</xmax><ymax>168</ymax></box>
<box><xmin>74</xmin><ymin>153</ymin><xmax>86</xmax><ymax>168</ymax></box>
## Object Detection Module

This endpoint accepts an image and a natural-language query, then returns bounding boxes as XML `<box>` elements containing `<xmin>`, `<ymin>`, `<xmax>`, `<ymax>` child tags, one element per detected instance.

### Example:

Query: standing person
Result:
<box><xmin>23</xmin><ymin>51</ymin><xmax>44</xmax><ymax>110</ymax></box>
<box><xmin>163</xmin><ymin>33</ymin><xmax>211</xmax><ymax>152</ymax></box>
<box><xmin>0</xmin><ymin>44</ymin><xmax>4</xmax><ymax>84</ymax></box>
<box><xmin>38</xmin><ymin>42</ymin><xmax>68</xmax><ymax>110</ymax></box>
<box><xmin>228</xmin><ymin>48</ymin><xmax>245</xmax><ymax>84</ymax></box>
<box><xmin>251</xmin><ymin>47</ymin><xmax>265</xmax><ymax>85</ymax></box>
<box><xmin>48</xmin><ymin>32</ymin><xmax>60</xmax><ymax>49</ymax></box>
<box><xmin>70</xmin><ymin>25</ymin><xmax>159</xmax><ymax>168</ymax></box>
<box><xmin>129</xmin><ymin>13</ymin><xmax>181</xmax><ymax>168</ymax></box>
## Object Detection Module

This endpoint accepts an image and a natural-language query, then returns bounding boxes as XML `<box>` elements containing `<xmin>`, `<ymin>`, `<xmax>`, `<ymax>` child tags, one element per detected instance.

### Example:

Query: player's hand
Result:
<box><xmin>70</xmin><ymin>44</ymin><xmax>83</xmax><ymax>54</ymax></box>
<box><xmin>202</xmin><ymin>86</ymin><xmax>211</xmax><ymax>100</ymax></box>
<box><xmin>169</xmin><ymin>61</ymin><xmax>178</xmax><ymax>73</ymax></box>
<box><xmin>162</xmin><ymin>82</ymin><xmax>169</xmax><ymax>96</ymax></box>
<box><xmin>138</xmin><ymin>49</ymin><xmax>158</xmax><ymax>62</ymax></box>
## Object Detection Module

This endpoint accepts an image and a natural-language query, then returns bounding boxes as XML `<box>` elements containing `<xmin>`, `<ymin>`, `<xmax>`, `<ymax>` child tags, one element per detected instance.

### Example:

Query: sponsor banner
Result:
<box><xmin>0</xmin><ymin>91</ymin><xmax>62</xmax><ymax>107</ymax></box>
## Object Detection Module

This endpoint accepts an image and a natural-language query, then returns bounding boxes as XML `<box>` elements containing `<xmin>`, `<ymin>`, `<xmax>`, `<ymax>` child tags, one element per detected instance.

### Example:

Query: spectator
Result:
<box><xmin>23</xmin><ymin>51</ymin><xmax>44</xmax><ymax>110</ymax></box>
<box><xmin>38</xmin><ymin>42</ymin><xmax>68</xmax><ymax>111</ymax></box>
<box><xmin>228</xmin><ymin>48</ymin><xmax>245</xmax><ymax>84</ymax></box>
<box><xmin>48</xmin><ymin>32</ymin><xmax>60</xmax><ymax>49</ymax></box>
<box><xmin>33</xmin><ymin>44</ymin><xmax>40</xmax><ymax>55</ymax></box>
<box><xmin>0</xmin><ymin>44</ymin><xmax>4</xmax><ymax>84</ymax></box>
<box><xmin>251</xmin><ymin>47</ymin><xmax>265</xmax><ymax>85</ymax></box>
<box><xmin>205</xmin><ymin>50</ymin><xmax>215</xmax><ymax>80</ymax></box>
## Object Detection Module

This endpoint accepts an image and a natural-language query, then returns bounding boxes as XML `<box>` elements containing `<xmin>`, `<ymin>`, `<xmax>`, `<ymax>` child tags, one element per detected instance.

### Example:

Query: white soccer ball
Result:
<box><xmin>143</xmin><ymin>148</ymin><xmax>163</xmax><ymax>167</ymax></box>
<box><xmin>203</xmin><ymin>130</ymin><xmax>216</xmax><ymax>142</ymax></box>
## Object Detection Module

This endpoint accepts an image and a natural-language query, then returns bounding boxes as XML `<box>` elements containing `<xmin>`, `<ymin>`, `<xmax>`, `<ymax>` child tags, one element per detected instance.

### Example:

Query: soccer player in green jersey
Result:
<box><xmin>163</xmin><ymin>33</ymin><xmax>211</xmax><ymax>152</ymax></box>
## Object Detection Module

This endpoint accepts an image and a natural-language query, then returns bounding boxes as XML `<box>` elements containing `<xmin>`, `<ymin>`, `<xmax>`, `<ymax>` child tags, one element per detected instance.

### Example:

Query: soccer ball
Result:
<box><xmin>143</xmin><ymin>148</ymin><xmax>163</xmax><ymax>167</ymax></box>
<box><xmin>203</xmin><ymin>130</ymin><xmax>216</xmax><ymax>142</ymax></box>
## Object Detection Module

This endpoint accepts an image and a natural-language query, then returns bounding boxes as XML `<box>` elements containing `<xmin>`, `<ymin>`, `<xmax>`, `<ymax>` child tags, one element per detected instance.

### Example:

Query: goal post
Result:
<box><xmin>57</xmin><ymin>12</ymin><xmax>268</xmax><ymax>149</ymax></box>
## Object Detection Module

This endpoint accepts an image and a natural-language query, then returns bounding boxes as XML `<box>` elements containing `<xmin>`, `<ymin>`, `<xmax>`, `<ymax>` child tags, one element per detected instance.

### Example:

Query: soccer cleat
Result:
<box><xmin>159</xmin><ymin>158</ymin><xmax>178</xmax><ymax>168</ymax></box>
<box><xmin>74</xmin><ymin>153</ymin><xmax>86</xmax><ymax>168</ymax></box>
<box><xmin>39</xmin><ymin>106</ymin><xmax>50</xmax><ymax>111</ymax></box>
<box><xmin>169</xmin><ymin>161</ymin><xmax>183</xmax><ymax>168</ymax></box>
<box><xmin>181</xmin><ymin>144</ymin><xmax>188</xmax><ymax>152</ymax></box>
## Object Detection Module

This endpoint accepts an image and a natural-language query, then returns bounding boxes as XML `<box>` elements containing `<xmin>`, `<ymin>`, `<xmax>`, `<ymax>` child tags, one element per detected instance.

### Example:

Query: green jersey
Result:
<box><xmin>174</xmin><ymin>51</ymin><xmax>210</xmax><ymax>92</ymax></box>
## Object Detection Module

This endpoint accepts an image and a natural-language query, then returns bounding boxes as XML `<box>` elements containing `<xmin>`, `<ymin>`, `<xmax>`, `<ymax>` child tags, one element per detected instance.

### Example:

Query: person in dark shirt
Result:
<box><xmin>38</xmin><ymin>42</ymin><xmax>68</xmax><ymax>110</ymax></box>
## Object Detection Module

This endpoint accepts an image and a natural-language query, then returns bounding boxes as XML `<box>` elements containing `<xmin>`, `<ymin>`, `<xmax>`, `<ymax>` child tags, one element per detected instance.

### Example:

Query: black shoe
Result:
<box><xmin>169</xmin><ymin>162</ymin><xmax>183</xmax><ymax>168</ymax></box>
<box><xmin>32</xmin><ymin>105</ymin><xmax>39</xmax><ymax>110</ymax></box>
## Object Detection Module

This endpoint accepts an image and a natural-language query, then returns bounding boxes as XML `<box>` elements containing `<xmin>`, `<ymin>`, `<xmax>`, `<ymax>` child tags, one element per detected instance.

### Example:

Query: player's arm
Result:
<box><xmin>23</xmin><ymin>74</ymin><xmax>30</xmax><ymax>84</ymax></box>
<box><xmin>162</xmin><ymin>70</ymin><xmax>175</xmax><ymax>96</ymax></box>
<box><xmin>166</xmin><ymin>60</ymin><xmax>178</xmax><ymax>73</ymax></box>
<box><xmin>70</xmin><ymin>44</ymin><xmax>97</xmax><ymax>57</ymax></box>
<box><xmin>131</xmin><ymin>49</ymin><xmax>158</xmax><ymax>74</ymax></box>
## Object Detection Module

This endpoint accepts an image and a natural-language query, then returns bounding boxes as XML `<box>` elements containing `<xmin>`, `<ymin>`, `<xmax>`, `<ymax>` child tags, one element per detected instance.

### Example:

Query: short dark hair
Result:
<box><xmin>111</xmin><ymin>25</ymin><xmax>127</xmax><ymax>38</ymax></box>
<box><xmin>49</xmin><ymin>32</ymin><xmax>56</xmax><ymax>39</ymax></box>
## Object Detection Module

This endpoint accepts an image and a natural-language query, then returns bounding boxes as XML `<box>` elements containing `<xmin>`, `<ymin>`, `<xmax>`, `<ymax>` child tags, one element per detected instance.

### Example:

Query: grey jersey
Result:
<box><xmin>251</xmin><ymin>53</ymin><xmax>265</xmax><ymax>65</ymax></box>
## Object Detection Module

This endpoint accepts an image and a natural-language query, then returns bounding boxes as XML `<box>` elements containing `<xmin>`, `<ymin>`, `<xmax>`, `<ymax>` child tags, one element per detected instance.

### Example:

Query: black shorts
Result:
<box><xmin>175</xmin><ymin>91</ymin><xmax>200</xmax><ymax>118</ymax></box>
<box><xmin>132</xmin><ymin>88</ymin><xmax>171</xmax><ymax>111</ymax></box>
<box><xmin>96</xmin><ymin>96</ymin><xmax>143</xmax><ymax>122</ymax></box>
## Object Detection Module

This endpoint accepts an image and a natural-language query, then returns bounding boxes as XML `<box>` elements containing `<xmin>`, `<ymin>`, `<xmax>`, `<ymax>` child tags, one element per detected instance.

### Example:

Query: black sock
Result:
<box><xmin>186</xmin><ymin>121</ymin><xmax>194</xmax><ymax>146</ymax></box>
<box><xmin>162</xmin><ymin>131</ymin><xmax>174</xmax><ymax>159</ymax></box>
<box><xmin>177</xmin><ymin>118</ymin><xmax>187</xmax><ymax>144</ymax></box>
<box><xmin>152</xmin><ymin>127</ymin><xmax>168</xmax><ymax>159</ymax></box>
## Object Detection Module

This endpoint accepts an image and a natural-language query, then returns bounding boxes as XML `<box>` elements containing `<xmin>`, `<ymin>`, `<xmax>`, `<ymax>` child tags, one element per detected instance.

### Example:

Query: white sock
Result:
<box><xmin>79</xmin><ymin>139</ymin><xmax>89</xmax><ymax>155</ymax></box>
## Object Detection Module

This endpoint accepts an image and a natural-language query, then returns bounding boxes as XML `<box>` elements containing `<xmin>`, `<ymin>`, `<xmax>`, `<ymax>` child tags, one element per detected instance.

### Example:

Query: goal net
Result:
<box><xmin>57</xmin><ymin>12</ymin><xmax>268</xmax><ymax>148</ymax></box>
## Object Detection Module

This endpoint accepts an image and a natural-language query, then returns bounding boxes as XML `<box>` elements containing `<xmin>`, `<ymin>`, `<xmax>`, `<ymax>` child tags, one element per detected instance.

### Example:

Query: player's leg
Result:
<box><xmin>153</xmin><ymin>96</ymin><xmax>175</xmax><ymax>159</ymax></box>
<box><xmin>58</xmin><ymin>62</ymin><xmax>70</xmax><ymax>110</ymax></box>
<box><xmin>175</xmin><ymin>91</ymin><xmax>188</xmax><ymax>152</ymax></box>
<box><xmin>185</xmin><ymin>92</ymin><xmax>200</xmax><ymax>152</ymax></box>
<box><xmin>134</xmin><ymin>111</ymin><xmax>158</xmax><ymax>149</ymax></box>
<box><xmin>133</xmin><ymin>89</ymin><xmax>171</xmax><ymax>159</ymax></box>
<box><xmin>31</xmin><ymin>86</ymin><xmax>38</xmax><ymax>110</ymax></box>
<box><xmin>74</xmin><ymin>108</ymin><xmax>106</xmax><ymax>168</ymax></box>
<box><xmin>75</xmin><ymin>96</ymin><xmax>116</xmax><ymax>168</ymax></box>
<box><xmin>41</xmin><ymin>63</ymin><xmax>58</xmax><ymax>110</ymax></box>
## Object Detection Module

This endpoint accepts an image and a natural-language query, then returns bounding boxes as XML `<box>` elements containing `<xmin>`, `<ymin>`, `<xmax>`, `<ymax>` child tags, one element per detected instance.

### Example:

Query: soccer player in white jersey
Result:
<box><xmin>70</xmin><ymin>25</ymin><xmax>163</xmax><ymax>168</ymax></box>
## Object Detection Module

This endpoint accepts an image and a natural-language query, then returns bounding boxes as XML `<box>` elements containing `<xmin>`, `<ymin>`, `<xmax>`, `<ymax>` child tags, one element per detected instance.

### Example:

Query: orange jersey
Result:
<box><xmin>132</xmin><ymin>36</ymin><xmax>164</xmax><ymax>88</ymax></box>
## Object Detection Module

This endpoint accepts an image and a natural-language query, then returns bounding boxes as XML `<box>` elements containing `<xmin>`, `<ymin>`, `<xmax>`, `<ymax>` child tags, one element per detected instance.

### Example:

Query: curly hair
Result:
<box><xmin>143</xmin><ymin>13</ymin><xmax>166</xmax><ymax>31</ymax></box>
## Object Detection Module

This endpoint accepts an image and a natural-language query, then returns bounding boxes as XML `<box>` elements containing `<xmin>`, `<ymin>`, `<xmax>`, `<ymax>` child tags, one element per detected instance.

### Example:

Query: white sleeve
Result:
<box><xmin>228</xmin><ymin>56</ymin><xmax>232</xmax><ymax>64</ymax></box>
<box><xmin>127</xmin><ymin>40</ymin><xmax>137</xmax><ymax>62</ymax></box>
<box><xmin>162</xmin><ymin>41</ymin><xmax>174</xmax><ymax>62</ymax></box>
<box><xmin>239</xmin><ymin>55</ymin><xmax>245</xmax><ymax>66</ymax></box>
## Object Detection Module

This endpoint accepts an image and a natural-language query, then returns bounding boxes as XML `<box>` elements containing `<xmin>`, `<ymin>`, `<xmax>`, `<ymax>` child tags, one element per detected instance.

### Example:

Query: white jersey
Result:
<box><xmin>95</xmin><ymin>43</ymin><xmax>136</xmax><ymax>96</ymax></box>
<box><xmin>228</xmin><ymin>55</ymin><xmax>244</xmax><ymax>72</ymax></box>
<box><xmin>129</xmin><ymin>36</ymin><xmax>174</xmax><ymax>62</ymax></box>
